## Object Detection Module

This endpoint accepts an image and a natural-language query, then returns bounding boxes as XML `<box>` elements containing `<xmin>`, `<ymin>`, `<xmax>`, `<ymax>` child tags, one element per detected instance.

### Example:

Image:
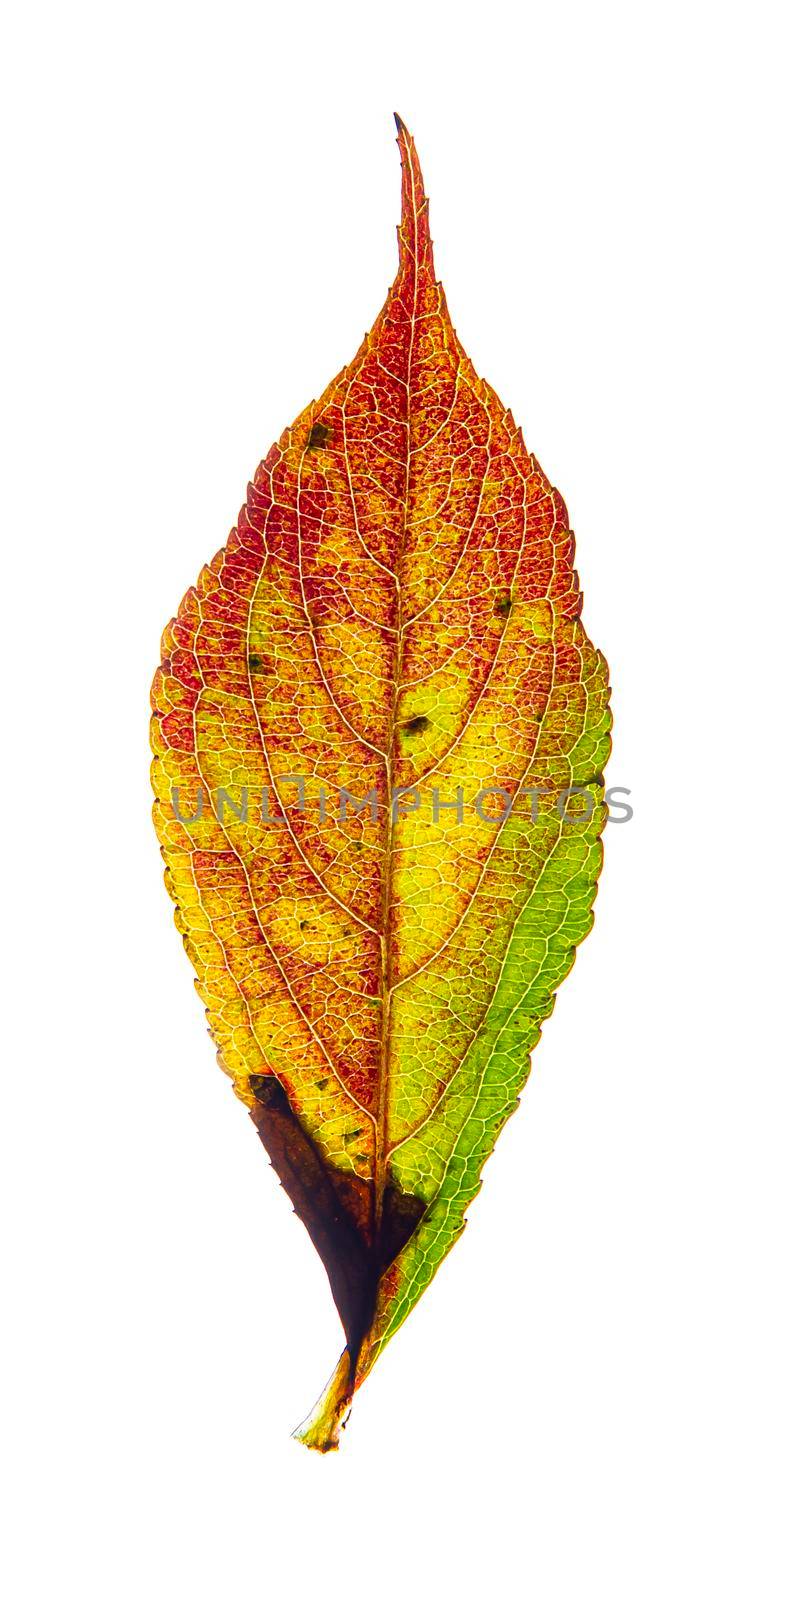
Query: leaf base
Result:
<box><xmin>292</xmin><ymin>1349</ymin><xmax>354</xmax><ymax>1453</ymax></box>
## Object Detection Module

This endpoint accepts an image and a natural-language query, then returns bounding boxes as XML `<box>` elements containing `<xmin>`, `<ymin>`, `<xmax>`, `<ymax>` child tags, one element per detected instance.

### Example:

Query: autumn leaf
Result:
<box><xmin>150</xmin><ymin>115</ymin><xmax>611</xmax><ymax>1450</ymax></box>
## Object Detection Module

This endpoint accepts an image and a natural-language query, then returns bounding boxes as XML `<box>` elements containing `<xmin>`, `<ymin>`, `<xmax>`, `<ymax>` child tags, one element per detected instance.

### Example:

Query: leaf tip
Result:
<box><xmin>394</xmin><ymin>113</ymin><xmax>433</xmax><ymax>281</ymax></box>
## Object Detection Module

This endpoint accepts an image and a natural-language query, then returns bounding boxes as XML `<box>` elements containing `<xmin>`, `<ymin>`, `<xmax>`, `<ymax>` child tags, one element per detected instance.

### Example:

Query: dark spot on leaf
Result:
<box><xmin>307</xmin><ymin>422</ymin><xmax>330</xmax><ymax>451</ymax></box>
<box><xmin>402</xmin><ymin>714</ymin><xmax>430</xmax><ymax>735</ymax></box>
<box><xmin>495</xmin><ymin>593</ymin><xmax>512</xmax><ymax>617</ymax></box>
<box><xmin>250</xmin><ymin>1073</ymin><xmax>278</xmax><ymax>1102</ymax></box>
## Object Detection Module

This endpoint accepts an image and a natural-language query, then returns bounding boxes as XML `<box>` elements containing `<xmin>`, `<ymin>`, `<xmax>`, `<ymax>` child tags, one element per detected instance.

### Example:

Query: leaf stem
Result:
<box><xmin>292</xmin><ymin>1348</ymin><xmax>354</xmax><ymax>1453</ymax></box>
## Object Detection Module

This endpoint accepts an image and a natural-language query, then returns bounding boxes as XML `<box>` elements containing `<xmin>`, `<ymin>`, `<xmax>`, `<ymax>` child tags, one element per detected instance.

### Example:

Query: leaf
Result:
<box><xmin>150</xmin><ymin>115</ymin><xmax>612</xmax><ymax>1451</ymax></box>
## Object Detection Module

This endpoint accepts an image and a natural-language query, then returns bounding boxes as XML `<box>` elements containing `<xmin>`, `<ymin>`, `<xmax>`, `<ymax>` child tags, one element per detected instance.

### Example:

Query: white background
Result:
<box><xmin>2</xmin><ymin>2</ymin><xmax>795</xmax><ymax>1596</ymax></box>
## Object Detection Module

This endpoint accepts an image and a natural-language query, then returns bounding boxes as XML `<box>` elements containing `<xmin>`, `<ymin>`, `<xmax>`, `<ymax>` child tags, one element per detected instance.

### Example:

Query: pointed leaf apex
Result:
<box><xmin>395</xmin><ymin>117</ymin><xmax>434</xmax><ymax>280</ymax></box>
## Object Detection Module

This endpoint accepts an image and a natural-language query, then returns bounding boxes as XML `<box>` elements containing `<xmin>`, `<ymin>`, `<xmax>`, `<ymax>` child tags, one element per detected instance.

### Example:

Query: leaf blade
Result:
<box><xmin>151</xmin><ymin>117</ymin><xmax>611</xmax><ymax>1447</ymax></box>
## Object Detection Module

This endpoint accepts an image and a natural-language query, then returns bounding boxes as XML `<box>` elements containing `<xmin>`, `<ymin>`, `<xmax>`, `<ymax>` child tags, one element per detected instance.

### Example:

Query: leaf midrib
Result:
<box><xmin>374</xmin><ymin>122</ymin><xmax>423</xmax><ymax>1236</ymax></box>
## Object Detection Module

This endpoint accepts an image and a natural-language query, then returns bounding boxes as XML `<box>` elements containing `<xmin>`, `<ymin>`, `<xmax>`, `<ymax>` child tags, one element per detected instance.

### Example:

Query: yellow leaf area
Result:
<box><xmin>151</xmin><ymin>119</ymin><xmax>611</xmax><ymax>1449</ymax></box>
